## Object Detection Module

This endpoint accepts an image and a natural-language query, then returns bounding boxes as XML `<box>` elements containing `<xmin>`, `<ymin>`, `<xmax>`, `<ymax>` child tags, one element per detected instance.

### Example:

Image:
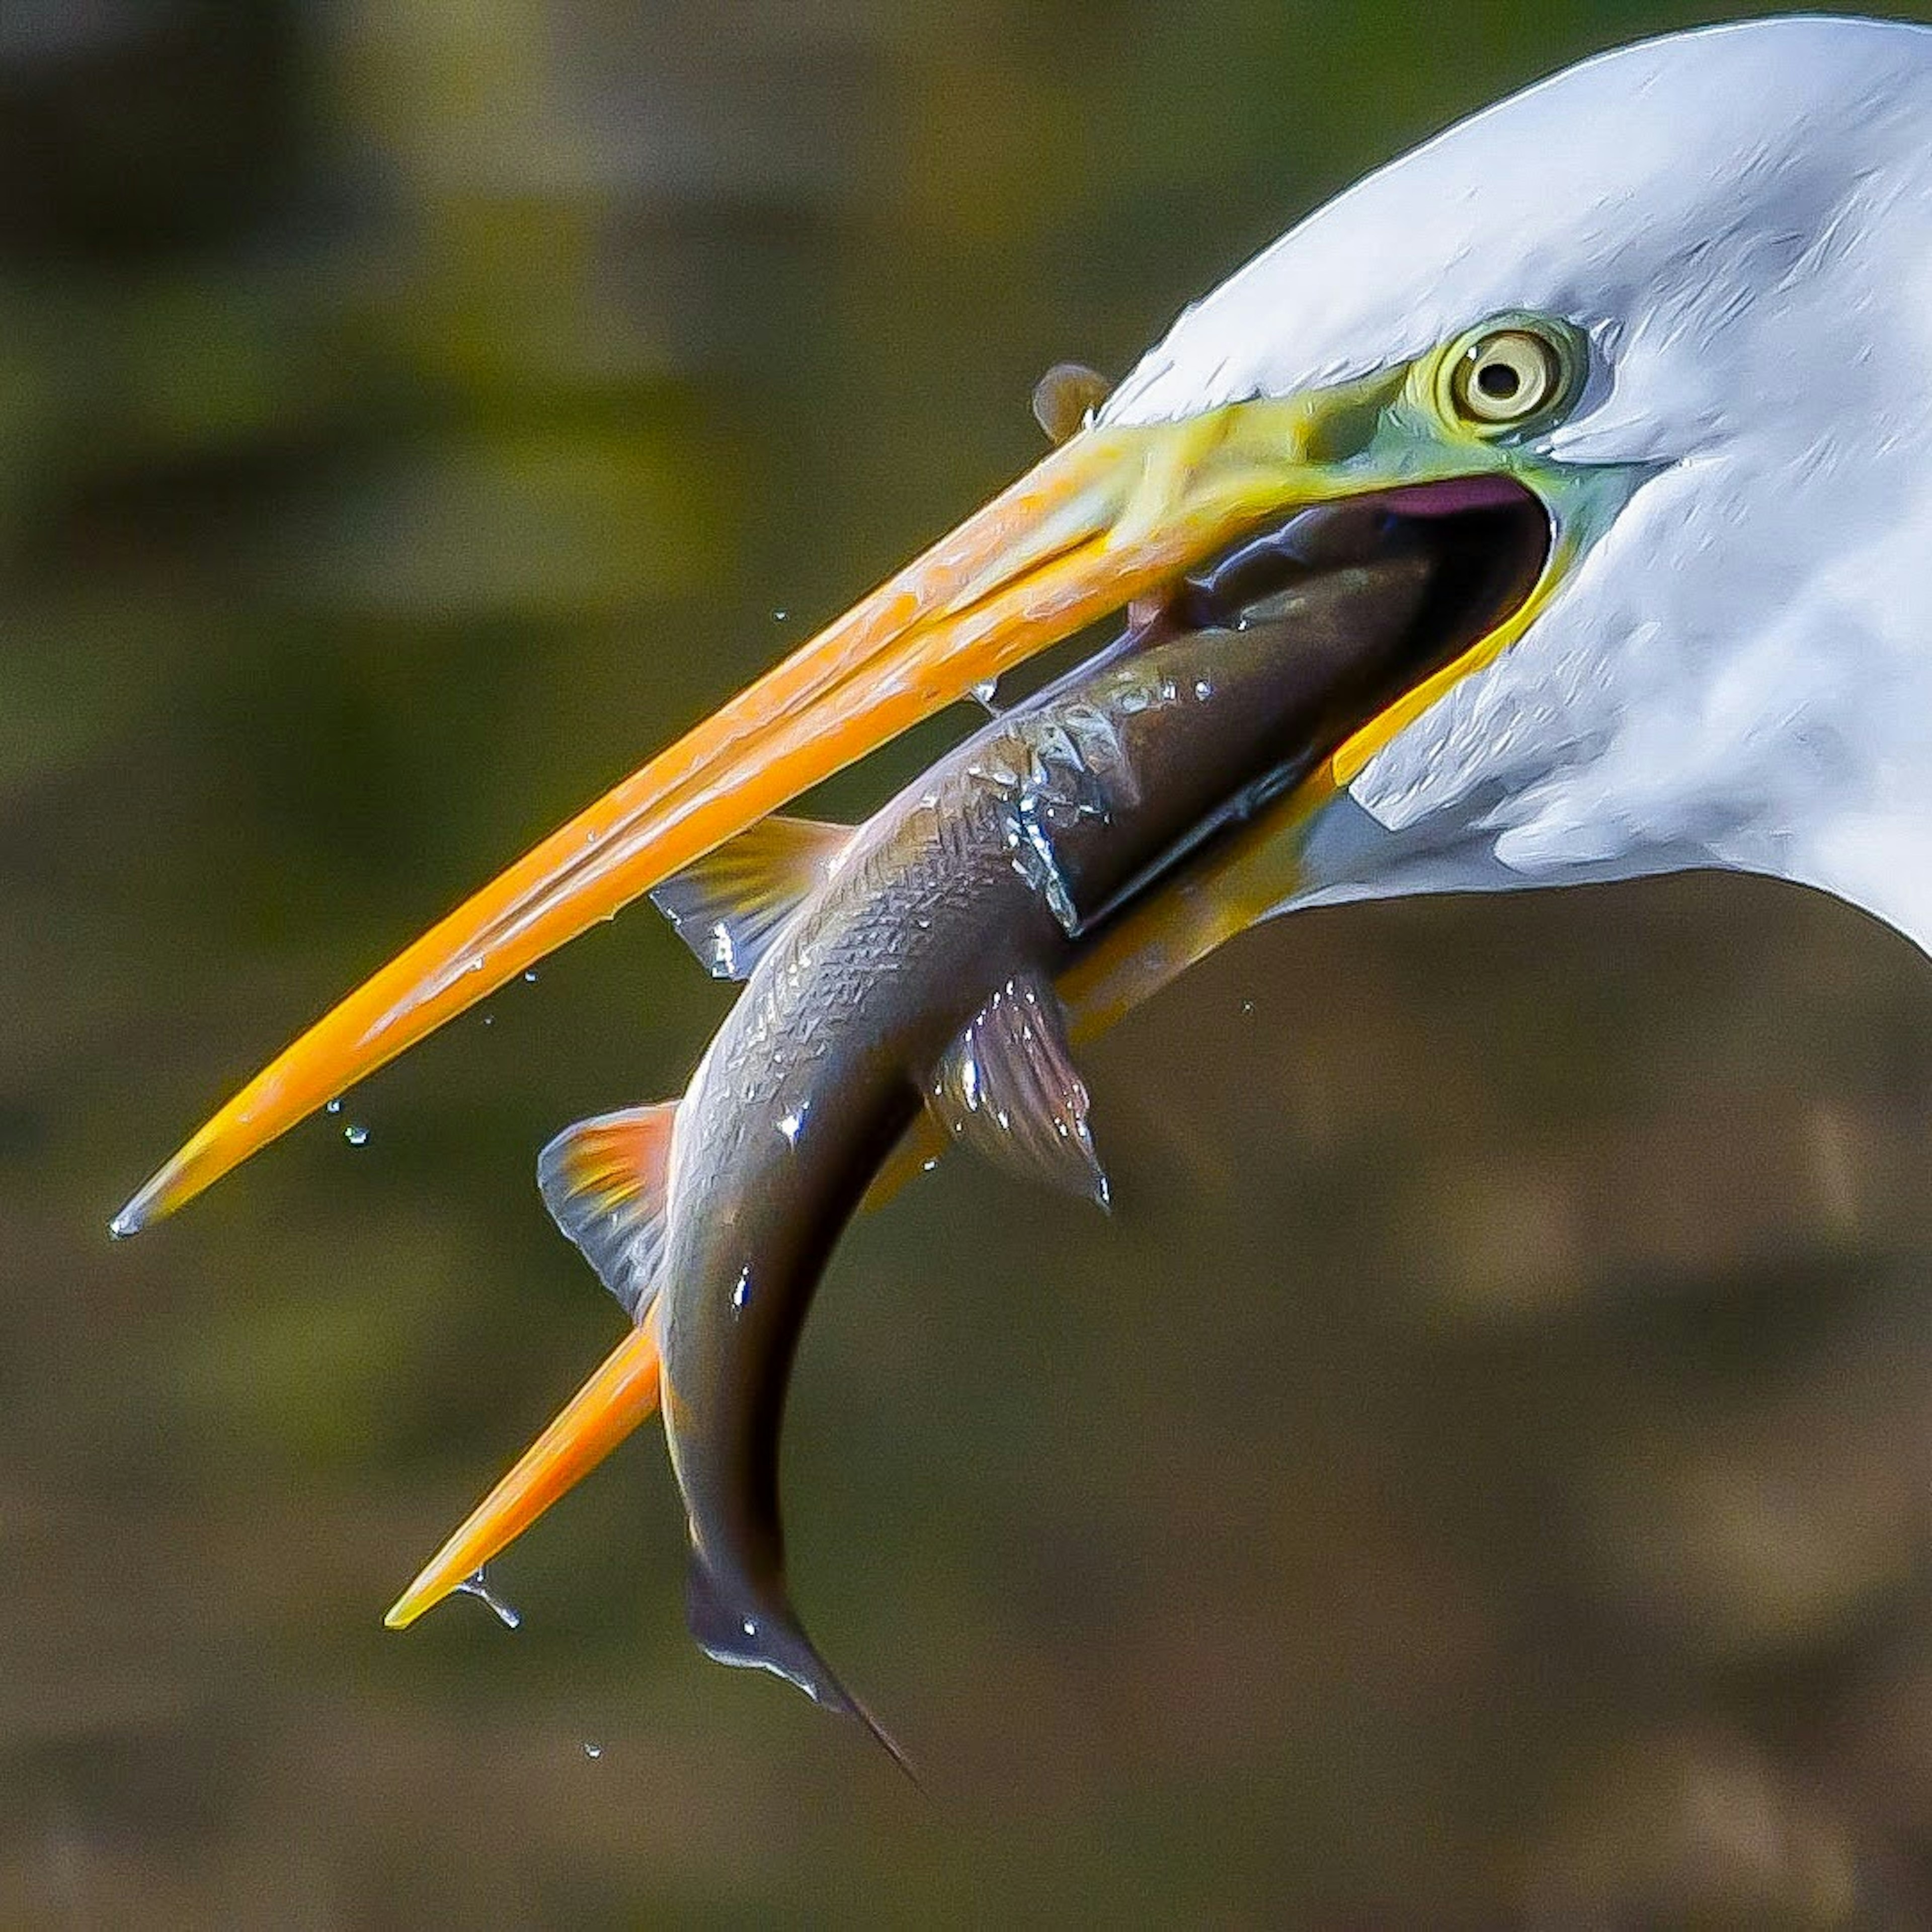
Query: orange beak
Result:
<box><xmin>113</xmin><ymin>390</ymin><xmax>1380</xmax><ymax>1236</ymax></box>
<box><xmin>384</xmin><ymin>1309</ymin><xmax>664</xmax><ymax>1630</ymax></box>
<box><xmin>112</xmin><ymin>369</ymin><xmax>1446</xmax><ymax>1626</ymax></box>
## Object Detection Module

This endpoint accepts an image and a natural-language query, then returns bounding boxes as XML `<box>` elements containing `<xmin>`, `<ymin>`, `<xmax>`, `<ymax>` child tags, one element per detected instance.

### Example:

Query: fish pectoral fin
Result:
<box><xmin>927</xmin><ymin>972</ymin><xmax>1109</xmax><ymax>1207</ymax></box>
<box><xmin>650</xmin><ymin>815</ymin><xmax>854</xmax><ymax>980</ymax></box>
<box><xmin>537</xmin><ymin>1102</ymin><xmax>677</xmax><ymax>1320</ymax></box>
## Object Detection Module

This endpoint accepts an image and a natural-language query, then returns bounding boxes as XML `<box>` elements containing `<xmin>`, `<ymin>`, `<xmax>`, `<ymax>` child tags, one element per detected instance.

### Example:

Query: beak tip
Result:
<box><xmin>111</xmin><ymin>1159</ymin><xmax>189</xmax><ymax>1239</ymax></box>
<box><xmin>384</xmin><ymin>1587</ymin><xmax>431</xmax><ymax>1631</ymax></box>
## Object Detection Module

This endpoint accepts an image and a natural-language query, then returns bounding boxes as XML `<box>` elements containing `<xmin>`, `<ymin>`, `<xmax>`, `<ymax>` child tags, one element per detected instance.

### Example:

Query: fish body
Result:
<box><xmin>398</xmin><ymin>490</ymin><xmax>1547</xmax><ymax>1732</ymax></box>
<box><xmin>567</xmin><ymin>503</ymin><xmax>1508</xmax><ymax>1709</ymax></box>
<box><xmin>656</xmin><ymin>611</ymin><xmax>1345</xmax><ymax>1709</ymax></box>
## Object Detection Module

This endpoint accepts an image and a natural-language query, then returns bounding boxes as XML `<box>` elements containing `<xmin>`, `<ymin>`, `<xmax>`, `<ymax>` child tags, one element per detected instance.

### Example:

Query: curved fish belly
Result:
<box><xmin>657</xmin><ymin>549</ymin><xmax>1440</xmax><ymax>1714</ymax></box>
<box><xmin>658</xmin><ymin>719</ymin><xmax>1089</xmax><ymax>1709</ymax></box>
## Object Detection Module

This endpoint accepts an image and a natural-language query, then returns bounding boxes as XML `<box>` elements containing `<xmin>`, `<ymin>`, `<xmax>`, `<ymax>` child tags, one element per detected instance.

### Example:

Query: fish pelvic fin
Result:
<box><xmin>649</xmin><ymin>814</ymin><xmax>853</xmax><ymax>980</ymax></box>
<box><xmin>928</xmin><ymin>971</ymin><xmax>1109</xmax><ymax>1207</ymax></box>
<box><xmin>538</xmin><ymin>1103</ymin><xmax>678</xmax><ymax>1321</ymax></box>
<box><xmin>686</xmin><ymin>1548</ymin><xmax>919</xmax><ymax>1783</ymax></box>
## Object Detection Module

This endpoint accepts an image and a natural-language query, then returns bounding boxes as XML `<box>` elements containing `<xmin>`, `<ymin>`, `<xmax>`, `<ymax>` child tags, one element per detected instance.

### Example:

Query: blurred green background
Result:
<box><xmin>12</xmin><ymin>1</ymin><xmax>1932</xmax><ymax>1921</ymax></box>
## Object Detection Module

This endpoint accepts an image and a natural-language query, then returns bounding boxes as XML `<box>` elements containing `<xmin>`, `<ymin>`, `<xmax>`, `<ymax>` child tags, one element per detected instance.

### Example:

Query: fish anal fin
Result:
<box><xmin>927</xmin><ymin>972</ymin><xmax>1108</xmax><ymax>1206</ymax></box>
<box><xmin>537</xmin><ymin>1103</ymin><xmax>677</xmax><ymax>1319</ymax></box>
<box><xmin>650</xmin><ymin>815</ymin><xmax>853</xmax><ymax>980</ymax></box>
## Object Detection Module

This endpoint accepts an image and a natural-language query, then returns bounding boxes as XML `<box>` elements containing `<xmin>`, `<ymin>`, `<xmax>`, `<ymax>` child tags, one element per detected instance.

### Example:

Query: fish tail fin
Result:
<box><xmin>838</xmin><ymin>1684</ymin><xmax>923</xmax><ymax>1789</ymax></box>
<box><xmin>686</xmin><ymin>1551</ymin><xmax>920</xmax><ymax>1786</ymax></box>
<box><xmin>837</xmin><ymin>1685</ymin><xmax>923</xmax><ymax>1789</ymax></box>
<box><xmin>538</xmin><ymin>1101</ymin><xmax>678</xmax><ymax>1320</ymax></box>
<box><xmin>384</xmin><ymin>1306</ymin><xmax>664</xmax><ymax>1630</ymax></box>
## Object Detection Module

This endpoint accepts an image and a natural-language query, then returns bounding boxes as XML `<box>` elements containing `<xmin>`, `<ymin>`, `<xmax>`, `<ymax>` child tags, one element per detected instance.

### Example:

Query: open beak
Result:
<box><xmin>114</xmin><ymin>375</ymin><xmax>1439</xmax><ymax>1235</ymax></box>
<box><xmin>111</xmin><ymin>352</ymin><xmax>1589</xmax><ymax>1629</ymax></box>
<box><xmin>388</xmin><ymin>469</ymin><xmax>1568</xmax><ymax>1635</ymax></box>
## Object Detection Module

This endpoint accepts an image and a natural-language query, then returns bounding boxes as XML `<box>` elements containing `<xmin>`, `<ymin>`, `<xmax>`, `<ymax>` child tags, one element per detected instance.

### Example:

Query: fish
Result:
<box><xmin>383</xmin><ymin>484</ymin><xmax>1549</xmax><ymax>1750</ymax></box>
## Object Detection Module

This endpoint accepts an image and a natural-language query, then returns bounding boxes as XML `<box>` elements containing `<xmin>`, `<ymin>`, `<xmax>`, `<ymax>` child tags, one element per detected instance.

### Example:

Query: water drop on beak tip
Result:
<box><xmin>455</xmin><ymin>1568</ymin><xmax>522</xmax><ymax>1630</ymax></box>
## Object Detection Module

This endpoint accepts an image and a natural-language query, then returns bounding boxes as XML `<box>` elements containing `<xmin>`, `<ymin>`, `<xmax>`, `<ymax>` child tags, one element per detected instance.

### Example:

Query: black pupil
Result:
<box><xmin>1476</xmin><ymin>359</ymin><xmax>1521</xmax><ymax>400</ymax></box>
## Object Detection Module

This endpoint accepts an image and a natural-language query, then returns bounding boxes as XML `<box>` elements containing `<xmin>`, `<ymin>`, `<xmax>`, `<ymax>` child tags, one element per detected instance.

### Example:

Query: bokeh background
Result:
<box><xmin>11</xmin><ymin>1</ymin><xmax>1932</xmax><ymax>1921</ymax></box>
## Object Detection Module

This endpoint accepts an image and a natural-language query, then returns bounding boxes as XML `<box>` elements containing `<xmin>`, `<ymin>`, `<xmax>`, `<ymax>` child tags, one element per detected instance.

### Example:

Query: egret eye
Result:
<box><xmin>1446</xmin><ymin>325</ymin><xmax>1568</xmax><ymax>430</ymax></box>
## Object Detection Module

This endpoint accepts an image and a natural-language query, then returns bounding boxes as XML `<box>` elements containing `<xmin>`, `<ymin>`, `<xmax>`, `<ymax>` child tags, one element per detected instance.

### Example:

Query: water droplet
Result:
<box><xmin>773</xmin><ymin>608</ymin><xmax>788</xmax><ymax>621</ymax></box>
<box><xmin>972</xmin><ymin>678</ymin><xmax>1001</xmax><ymax>715</ymax></box>
<box><xmin>481</xmin><ymin>1014</ymin><xmax>494</xmax><ymax>1027</ymax></box>
<box><xmin>921</xmin><ymin>1157</ymin><xmax>938</xmax><ymax>1173</ymax></box>
<box><xmin>731</xmin><ymin>1267</ymin><xmax>752</xmax><ymax>1311</ymax></box>
<box><xmin>1194</xmin><ymin>679</ymin><xmax>1213</xmax><ymax>700</ymax></box>
<box><xmin>325</xmin><ymin>1098</ymin><xmax>342</xmax><ymax>1115</ymax></box>
<box><xmin>1242</xmin><ymin>999</ymin><xmax>1254</xmax><ymax>1014</ymax></box>
<box><xmin>523</xmin><ymin>969</ymin><xmax>539</xmax><ymax>984</ymax></box>
<box><xmin>740</xmin><ymin>1617</ymin><xmax>758</xmax><ymax>1639</ymax></box>
<box><xmin>583</xmin><ymin>1741</ymin><xmax>603</xmax><ymax>1760</ymax></box>
<box><xmin>456</xmin><ymin>1569</ymin><xmax>522</xmax><ymax>1630</ymax></box>
<box><xmin>776</xmin><ymin>1111</ymin><xmax>802</xmax><ymax>1146</ymax></box>
<box><xmin>344</xmin><ymin>1123</ymin><xmax>369</xmax><ymax>1147</ymax></box>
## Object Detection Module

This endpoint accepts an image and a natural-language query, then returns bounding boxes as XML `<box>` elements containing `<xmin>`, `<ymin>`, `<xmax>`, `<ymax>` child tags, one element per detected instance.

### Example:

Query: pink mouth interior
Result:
<box><xmin>1369</xmin><ymin>474</ymin><xmax>1536</xmax><ymax>518</ymax></box>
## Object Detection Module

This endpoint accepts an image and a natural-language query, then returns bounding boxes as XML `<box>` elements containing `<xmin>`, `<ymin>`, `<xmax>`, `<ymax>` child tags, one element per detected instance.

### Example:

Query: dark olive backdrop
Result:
<box><xmin>10</xmin><ymin>2</ymin><xmax>1932</xmax><ymax>1921</ymax></box>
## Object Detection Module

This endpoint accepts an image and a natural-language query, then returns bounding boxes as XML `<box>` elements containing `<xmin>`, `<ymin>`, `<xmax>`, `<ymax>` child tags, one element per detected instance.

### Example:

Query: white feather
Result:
<box><xmin>1109</xmin><ymin>18</ymin><xmax>1932</xmax><ymax>949</ymax></box>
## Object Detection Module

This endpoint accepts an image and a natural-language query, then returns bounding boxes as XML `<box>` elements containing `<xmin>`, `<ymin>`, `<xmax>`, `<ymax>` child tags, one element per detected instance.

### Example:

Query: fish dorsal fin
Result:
<box><xmin>537</xmin><ymin>1103</ymin><xmax>678</xmax><ymax>1320</ymax></box>
<box><xmin>927</xmin><ymin>973</ymin><xmax>1108</xmax><ymax>1206</ymax></box>
<box><xmin>650</xmin><ymin>816</ymin><xmax>853</xmax><ymax>981</ymax></box>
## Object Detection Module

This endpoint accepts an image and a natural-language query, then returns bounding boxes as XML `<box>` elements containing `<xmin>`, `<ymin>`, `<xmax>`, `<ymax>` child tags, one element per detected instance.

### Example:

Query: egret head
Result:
<box><xmin>1104</xmin><ymin>15</ymin><xmax>1932</xmax><ymax>936</ymax></box>
<box><xmin>117</xmin><ymin>14</ymin><xmax>1932</xmax><ymax>1232</ymax></box>
<box><xmin>1091</xmin><ymin>16</ymin><xmax>1931</xmax><ymax>916</ymax></box>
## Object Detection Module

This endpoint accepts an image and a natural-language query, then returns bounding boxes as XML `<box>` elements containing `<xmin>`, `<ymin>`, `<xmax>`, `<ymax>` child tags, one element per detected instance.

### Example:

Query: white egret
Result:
<box><xmin>110</xmin><ymin>15</ymin><xmax>1932</xmax><ymax>1637</ymax></box>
